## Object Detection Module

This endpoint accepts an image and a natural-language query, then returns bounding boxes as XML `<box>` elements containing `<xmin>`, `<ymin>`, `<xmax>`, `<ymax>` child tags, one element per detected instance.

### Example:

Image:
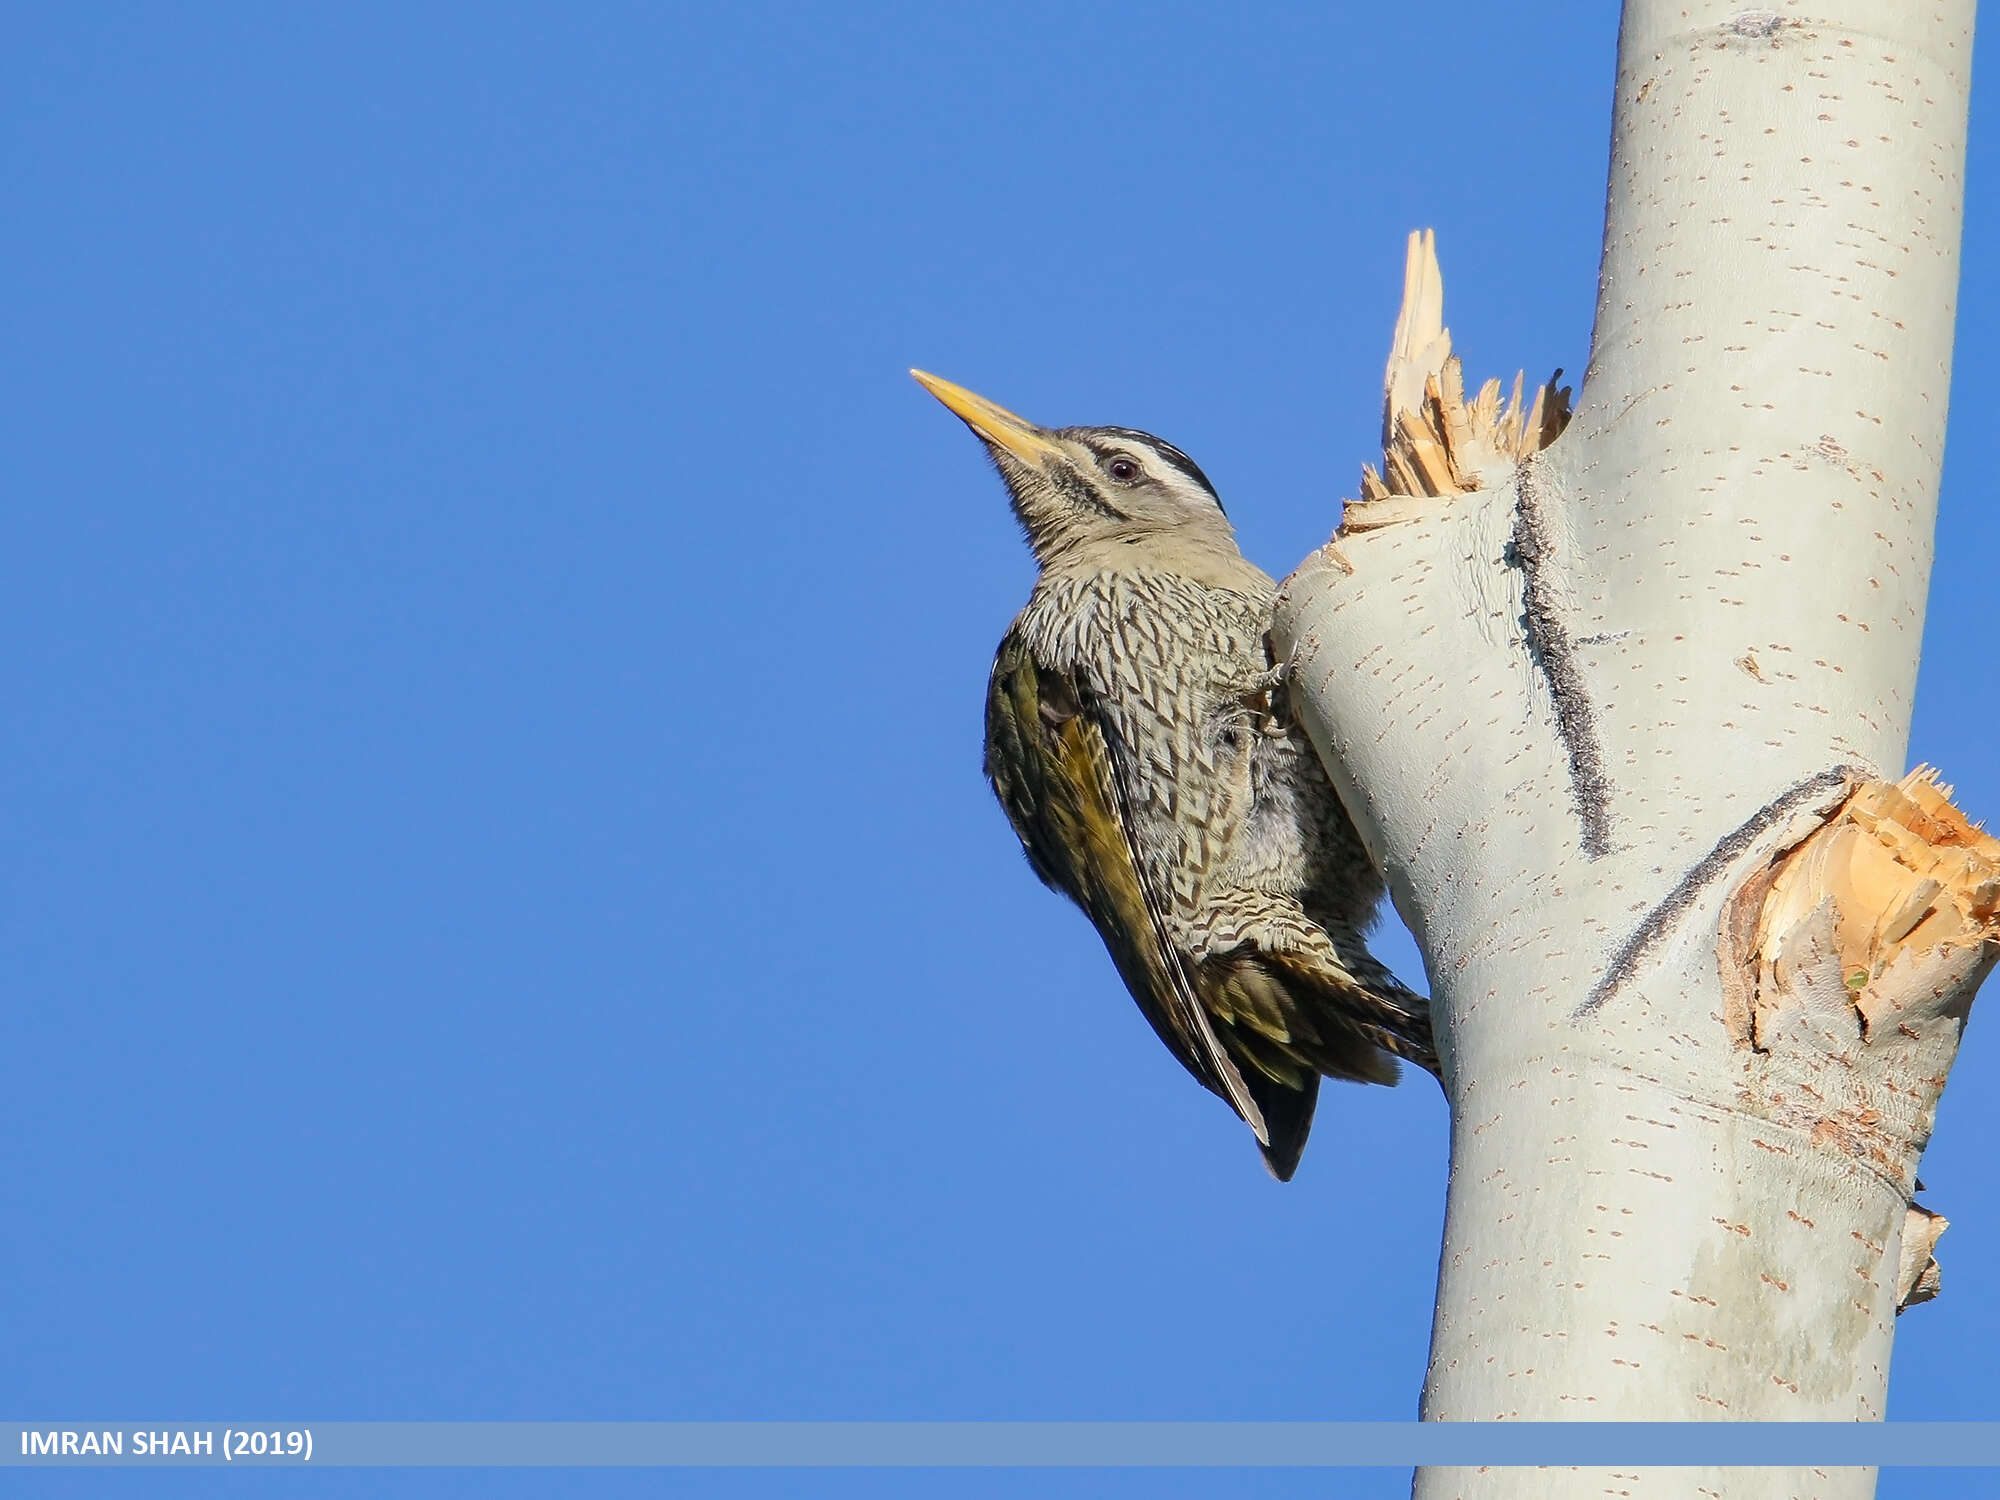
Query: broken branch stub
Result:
<box><xmin>1347</xmin><ymin>229</ymin><xmax>1571</xmax><ymax>523</ymax></box>
<box><xmin>1733</xmin><ymin>767</ymin><xmax>1999</xmax><ymax>1050</ymax></box>
<box><xmin>1720</xmin><ymin>766</ymin><xmax>1998</xmax><ymax>1310</ymax></box>
<box><xmin>1898</xmin><ymin>1202</ymin><xmax>1948</xmax><ymax>1313</ymax></box>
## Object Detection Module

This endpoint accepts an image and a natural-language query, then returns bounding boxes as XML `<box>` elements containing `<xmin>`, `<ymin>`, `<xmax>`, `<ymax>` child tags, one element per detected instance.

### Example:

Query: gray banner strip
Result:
<box><xmin>3</xmin><ymin>1422</ymin><xmax>1995</xmax><ymax>1467</ymax></box>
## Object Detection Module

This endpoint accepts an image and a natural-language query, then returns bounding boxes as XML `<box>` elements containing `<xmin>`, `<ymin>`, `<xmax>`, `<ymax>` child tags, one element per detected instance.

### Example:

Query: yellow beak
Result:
<box><xmin>911</xmin><ymin>370</ymin><xmax>1065</xmax><ymax>467</ymax></box>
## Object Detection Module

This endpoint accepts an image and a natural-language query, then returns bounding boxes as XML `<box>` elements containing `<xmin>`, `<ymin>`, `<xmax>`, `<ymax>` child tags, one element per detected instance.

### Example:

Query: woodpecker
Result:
<box><xmin>915</xmin><ymin>370</ymin><xmax>1437</xmax><ymax>1179</ymax></box>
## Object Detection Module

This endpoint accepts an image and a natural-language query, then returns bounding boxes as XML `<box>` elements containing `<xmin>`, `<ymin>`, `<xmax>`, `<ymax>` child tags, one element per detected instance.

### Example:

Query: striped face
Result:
<box><xmin>1054</xmin><ymin>427</ymin><xmax>1226</xmax><ymax>518</ymax></box>
<box><xmin>911</xmin><ymin>372</ymin><xmax>1234</xmax><ymax>563</ymax></box>
<box><xmin>980</xmin><ymin>423</ymin><xmax>1234</xmax><ymax>562</ymax></box>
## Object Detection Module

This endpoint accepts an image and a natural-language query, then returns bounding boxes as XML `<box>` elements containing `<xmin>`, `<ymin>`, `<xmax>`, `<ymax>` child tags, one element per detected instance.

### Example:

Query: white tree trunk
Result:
<box><xmin>1270</xmin><ymin>3</ymin><xmax>1991</xmax><ymax>1496</ymax></box>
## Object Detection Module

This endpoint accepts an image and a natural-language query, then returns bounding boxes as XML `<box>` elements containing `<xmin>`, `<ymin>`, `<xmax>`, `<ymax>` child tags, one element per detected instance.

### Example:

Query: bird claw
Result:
<box><xmin>1245</xmin><ymin>663</ymin><xmax>1290</xmax><ymax>736</ymax></box>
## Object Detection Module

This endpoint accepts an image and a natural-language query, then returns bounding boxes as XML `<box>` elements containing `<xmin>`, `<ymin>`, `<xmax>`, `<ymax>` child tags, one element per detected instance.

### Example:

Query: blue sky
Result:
<box><xmin>3</xmin><ymin>5</ymin><xmax>1993</xmax><ymax>1496</ymax></box>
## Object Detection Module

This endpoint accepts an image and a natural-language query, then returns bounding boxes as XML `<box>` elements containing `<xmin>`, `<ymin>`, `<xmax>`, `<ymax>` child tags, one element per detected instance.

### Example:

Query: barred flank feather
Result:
<box><xmin>987</xmin><ymin>564</ymin><xmax>1439</xmax><ymax>1181</ymax></box>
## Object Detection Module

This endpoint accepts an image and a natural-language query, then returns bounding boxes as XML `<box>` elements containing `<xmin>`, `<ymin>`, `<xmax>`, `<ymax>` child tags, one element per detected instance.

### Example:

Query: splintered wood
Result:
<box><xmin>1342</xmin><ymin>229</ymin><xmax>1572</xmax><ymax>532</ymax></box>
<box><xmin>1751</xmin><ymin>766</ymin><xmax>2000</xmax><ymax>1038</ymax></box>
<box><xmin>1898</xmin><ymin>1202</ymin><xmax>1948</xmax><ymax>1312</ymax></box>
<box><xmin>1719</xmin><ymin>766</ymin><xmax>1997</xmax><ymax>1311</ymax></box>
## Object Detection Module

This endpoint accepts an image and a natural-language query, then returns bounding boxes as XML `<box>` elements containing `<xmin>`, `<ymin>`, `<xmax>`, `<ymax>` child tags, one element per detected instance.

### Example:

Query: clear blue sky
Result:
<box><xmin>4</xmin><ymin>6</ymin><xmax>1993</xmax><ymax>1496</ymax></box>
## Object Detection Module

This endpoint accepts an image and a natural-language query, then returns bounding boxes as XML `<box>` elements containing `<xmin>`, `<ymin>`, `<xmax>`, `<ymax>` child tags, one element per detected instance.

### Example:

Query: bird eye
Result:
<box><xmin>1103</xmin><ymin>454</ymin><xmax>1142</xmax><ymax>483</ymax></box>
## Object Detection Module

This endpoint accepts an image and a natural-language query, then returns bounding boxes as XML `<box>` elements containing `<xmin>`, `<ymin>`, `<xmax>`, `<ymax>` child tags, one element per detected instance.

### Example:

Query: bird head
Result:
<box><xmin>913</xmin><ymin>370</ymin><xmax>1235</xmax><ymax>566</ymax></box>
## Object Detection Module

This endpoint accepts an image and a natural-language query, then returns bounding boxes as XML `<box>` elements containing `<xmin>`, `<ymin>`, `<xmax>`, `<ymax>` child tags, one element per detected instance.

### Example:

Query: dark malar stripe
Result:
<box><xmin>1053</xmin><ymin>465</ymin><xmax>1128</xmax><ymax>522</ymax></box>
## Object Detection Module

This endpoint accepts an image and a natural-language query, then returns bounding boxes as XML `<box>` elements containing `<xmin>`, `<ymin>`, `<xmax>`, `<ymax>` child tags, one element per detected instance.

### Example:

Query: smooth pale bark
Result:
<box><xmin>1270</xmin><ymin>4</ymin><xmax>1988</xmax><ymax>1496</ymax></box>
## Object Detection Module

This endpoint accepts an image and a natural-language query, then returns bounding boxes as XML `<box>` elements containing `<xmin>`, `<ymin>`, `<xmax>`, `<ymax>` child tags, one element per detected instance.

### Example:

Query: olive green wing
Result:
<box><xmin>983</xmin><ymin>628</ymin><xmax>1271</xmax><ymax>1148</ymax></box>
